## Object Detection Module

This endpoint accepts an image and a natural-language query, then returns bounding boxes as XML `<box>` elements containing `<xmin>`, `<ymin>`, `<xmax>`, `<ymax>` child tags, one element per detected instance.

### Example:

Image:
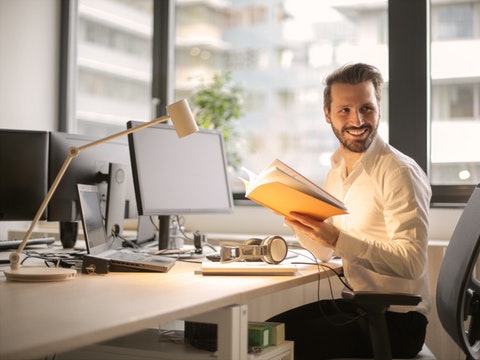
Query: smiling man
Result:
<box><xmin>268</xmin><ymin>63</ymin><xmax>432</xmax><ymax>359</ymax></box>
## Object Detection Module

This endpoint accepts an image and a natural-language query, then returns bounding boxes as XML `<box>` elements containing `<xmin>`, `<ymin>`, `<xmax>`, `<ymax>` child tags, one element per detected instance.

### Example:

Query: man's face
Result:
<box><xmin>324</xmin><ymin>81</ymin><xmax>380</xmax><ymax>153</ymax></box>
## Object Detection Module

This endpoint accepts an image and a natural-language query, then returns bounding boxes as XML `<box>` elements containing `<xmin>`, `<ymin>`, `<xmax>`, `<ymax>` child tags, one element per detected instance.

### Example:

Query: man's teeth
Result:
<box><xmin>347</xmin><ymin>128</ymin><xmax>367</xmax><ymax>135</ymax></box>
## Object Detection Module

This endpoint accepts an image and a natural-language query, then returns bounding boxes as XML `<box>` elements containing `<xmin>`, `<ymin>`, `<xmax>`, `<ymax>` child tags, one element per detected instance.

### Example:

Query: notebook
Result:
<box><xmin>199</xmin><ymin>262</ymin><xmax>298</xmax><ymax>276</ymax></box>
<box><xmin>77</xmin><ymin>184</ymin><xmax>175</xmax><ymax>272</ymax></box>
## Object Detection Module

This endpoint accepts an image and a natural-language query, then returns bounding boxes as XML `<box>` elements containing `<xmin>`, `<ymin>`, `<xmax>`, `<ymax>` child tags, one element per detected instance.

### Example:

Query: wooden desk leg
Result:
<box><xmin>186</xmin><ymin>304</ymin><xmax>248</xmax><ymax>360</ymax></box>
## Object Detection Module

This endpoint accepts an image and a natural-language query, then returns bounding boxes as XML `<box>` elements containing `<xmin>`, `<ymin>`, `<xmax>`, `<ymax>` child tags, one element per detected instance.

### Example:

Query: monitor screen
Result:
<box><xmin>48</xmin><ymin>131</ymin><xmax>137</xmax><ymax>223</ymax></box>
<box><xmin>127</xmin><ymin>122</ymin><xmax>234</xmax><ymax>216</ymax></box>
<box><xmin>0</xmin><ymin>129</ymin><xmax>49</xmax><ymax>221</ymax></box>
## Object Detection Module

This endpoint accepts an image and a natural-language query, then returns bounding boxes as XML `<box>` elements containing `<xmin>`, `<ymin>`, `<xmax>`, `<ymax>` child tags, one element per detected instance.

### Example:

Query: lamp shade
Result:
<box><xmin>167</xmin><ymin>99</ymin><xmax>199</xmax><ymax>138</ymax></box>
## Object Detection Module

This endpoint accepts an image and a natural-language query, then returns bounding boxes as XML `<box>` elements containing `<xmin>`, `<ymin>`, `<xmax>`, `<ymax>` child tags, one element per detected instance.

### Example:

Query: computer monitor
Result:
<box><xmin>0</xmin><ymin>129</ymin><xmax>49</xmax><ymax>222</ymax></box>
<box><xmin>48</xmin><ymin>131</ymin><xmax>137</xmax><ymax>244</ymax></box>
<box><xmin>127</xmin><ymin>122</ymin><xmax>234</xmax><ymax>249</ymax></box>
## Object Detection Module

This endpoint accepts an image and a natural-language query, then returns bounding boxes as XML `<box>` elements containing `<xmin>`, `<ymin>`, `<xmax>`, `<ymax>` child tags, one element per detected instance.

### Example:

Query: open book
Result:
<box><xmin>240</xmin><ymin>159</ymin><xmax>347</xmax><ymax>221</ymax></box>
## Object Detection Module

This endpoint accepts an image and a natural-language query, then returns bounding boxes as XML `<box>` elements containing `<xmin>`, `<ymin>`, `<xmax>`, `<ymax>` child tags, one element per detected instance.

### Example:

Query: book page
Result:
<box><xmin>247</xmin><ymin>182</ymin><xmax>347</xmax><ymax>220</ymax></box>
<box><xmin>269</xmin><ymin>159</ymin><xmax>345</xmax><ymax>209</ymax></box>
<box><xmin>241</xmin><ymin>159</ymin><xmax>346</xmax><ymax>210</ymax></box>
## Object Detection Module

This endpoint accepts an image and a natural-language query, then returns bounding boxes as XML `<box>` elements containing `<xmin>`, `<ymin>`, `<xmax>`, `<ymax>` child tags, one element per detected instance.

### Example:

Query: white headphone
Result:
<box><xmin>219</xmin><ymin>235</ymin><xmax>288</xmax><ymax>264</ymax></box>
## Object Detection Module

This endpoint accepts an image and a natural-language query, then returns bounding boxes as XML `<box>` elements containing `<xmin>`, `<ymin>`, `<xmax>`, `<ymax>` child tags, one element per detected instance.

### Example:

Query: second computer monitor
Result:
<box><xmin>127</xmin><ymin>122</ymin><xmax>234</xmax><ymax>217</ymax></box>
<box><xmin>48</xmin><ymin>131</ymin><xmax>137</xmax><ymax>223</ymax></box>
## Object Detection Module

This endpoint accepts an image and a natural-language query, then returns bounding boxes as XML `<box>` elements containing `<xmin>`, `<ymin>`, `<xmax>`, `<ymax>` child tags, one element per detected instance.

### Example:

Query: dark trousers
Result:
<box><xmin>267</xmin><ymin>299</ymin><xmax>427</xmax><ymax>359</ymax></box>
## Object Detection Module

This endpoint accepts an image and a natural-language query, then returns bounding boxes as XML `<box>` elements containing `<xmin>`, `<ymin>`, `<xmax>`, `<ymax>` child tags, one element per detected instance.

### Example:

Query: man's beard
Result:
<box><xmin>331</xmin><ymin>124</ymin><xmax>378</xmax><ymax>153</ymax></box>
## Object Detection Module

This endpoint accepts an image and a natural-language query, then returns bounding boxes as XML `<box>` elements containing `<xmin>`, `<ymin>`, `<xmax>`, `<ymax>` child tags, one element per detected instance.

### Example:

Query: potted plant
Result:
<box><xmin>189</xmin><ymin>71</ymin><xmax>245</xmax><ymax>171</ymax></box>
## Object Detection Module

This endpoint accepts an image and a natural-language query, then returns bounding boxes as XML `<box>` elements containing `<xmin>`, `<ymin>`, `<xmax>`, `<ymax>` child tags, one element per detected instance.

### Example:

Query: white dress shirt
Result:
<box><xmin>324</xmin><ymin>135</ymin><xmax>432</xmax><ymax>315</ymax></box>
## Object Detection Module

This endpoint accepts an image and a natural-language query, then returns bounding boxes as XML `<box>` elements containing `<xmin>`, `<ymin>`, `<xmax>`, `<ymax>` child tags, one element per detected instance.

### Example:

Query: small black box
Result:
<box><xmin>82</xmin><ymin>255</ymin><xmax>109</xmax><ymax>274</ymax></box>
<box><xmin>184</xmin><ymin>321</ymin><xmax>218</xmax><ymax>352</ymax></box>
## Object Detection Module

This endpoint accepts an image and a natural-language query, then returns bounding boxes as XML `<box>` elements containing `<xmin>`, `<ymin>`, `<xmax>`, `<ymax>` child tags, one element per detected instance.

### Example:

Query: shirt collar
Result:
<box><xmin>330</xmin><ymin>135</ymin><xmax>386</xmax><ymax>174</ymax></box>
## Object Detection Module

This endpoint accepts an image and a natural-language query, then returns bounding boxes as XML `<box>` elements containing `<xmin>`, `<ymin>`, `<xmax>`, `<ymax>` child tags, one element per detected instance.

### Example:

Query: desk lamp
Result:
<box><xmin>4</xmin><ymin>99</ymin><xmax>198</xmax><ymax>282</ymax></box>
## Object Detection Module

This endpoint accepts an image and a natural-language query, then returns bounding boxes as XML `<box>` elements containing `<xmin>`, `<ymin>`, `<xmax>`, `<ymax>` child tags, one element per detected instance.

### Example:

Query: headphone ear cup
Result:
<box><xmin>260</xmin><ymin>236</ymin><xmax>288</xmax><ymax>264</ymax></box>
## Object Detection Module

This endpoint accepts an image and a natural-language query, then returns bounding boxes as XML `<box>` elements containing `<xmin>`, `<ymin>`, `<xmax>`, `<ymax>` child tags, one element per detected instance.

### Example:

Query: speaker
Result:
<box><xmin>219</xmin><ymin>235</ymin><xmax>288</xmax><ymax>264</ymax></box>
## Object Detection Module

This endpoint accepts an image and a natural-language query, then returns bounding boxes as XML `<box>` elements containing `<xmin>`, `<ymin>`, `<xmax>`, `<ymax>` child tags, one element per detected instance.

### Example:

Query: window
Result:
<box><xmin>430</xmin><ymin>1</ymin><xmax>480</xmax><ymax>194</ymax></box>
<box><xmin>173</xmin><ymin>0</ymin><xmax>389</xmax><ymax>192</ymax></box>
<box><xmin>61</xmin><ymin>0</ymin><xmax>480</xmax><ymax>205</ymax></box>
<box><xmin>433</xmin><ymin>83</ymin><xmax>476</xmax><ymax>120</ymax></box>
<box><xmin>61</xmin><ymin>0</ymin><xmax>154</xmax><ymax>138</ymax></box>
<box><xmin>432</xmin><ymin>3</ymin><xmax>475</xmax><ymax>40</ymax></box>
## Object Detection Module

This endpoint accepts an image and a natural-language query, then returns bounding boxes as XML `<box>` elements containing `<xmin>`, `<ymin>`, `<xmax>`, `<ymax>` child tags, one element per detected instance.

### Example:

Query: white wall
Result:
<box><xmin>0</xmin><ymin>0</ymin><xmax>61</xmax><ymax>239</ymax></box>
<box><xmin>0</xmin><ymin>0</ymin><xmax>463</xmax><ymax>242</ymax></box>
<box><xmin>0</xmin><ymin>0</ymin><xmax>59</xmax><ymax>131</ymax></box>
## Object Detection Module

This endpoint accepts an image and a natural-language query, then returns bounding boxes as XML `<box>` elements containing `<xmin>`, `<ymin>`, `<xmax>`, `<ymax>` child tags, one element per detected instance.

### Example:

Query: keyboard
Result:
<box><xmin>0</xmin><ymin>237</ymin><xmax>55</xmax><ymax>250</ymax></box>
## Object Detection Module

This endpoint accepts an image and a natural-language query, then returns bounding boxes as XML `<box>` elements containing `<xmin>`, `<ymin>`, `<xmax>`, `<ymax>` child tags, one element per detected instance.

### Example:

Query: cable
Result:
<box><xmin>202</xmin><ymin>242</ymin><xmax>217</xmax><ymax>252</ymax></box>
<box><xmin>115</xmin><ymin>233</ymin><xmax>139</xmax><ymax>249</ymax></box>
<box><xmin>174</xmin><ymin>214</ymin><xmax>194</xmax><ymax>242</ymax></box>
<box><xmin>290</xmin><ymin>246</ymin><xmax>361</xmax><ymax>327</ymax></box>
<box><xmin>21</xmin><ymin>254</ymin><xmax>62</xmax><ymax>268</ymax></box>
<box><xmin>149</xmin><ymin>215</ymin><xmax>158</xmax><ymax>231</ymax></box>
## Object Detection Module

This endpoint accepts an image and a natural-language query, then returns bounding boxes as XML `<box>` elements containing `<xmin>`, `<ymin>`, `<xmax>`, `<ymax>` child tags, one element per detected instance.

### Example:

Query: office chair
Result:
<box><xmin>338</xmin><ymin>183</ymin><xmax>480</xmax><ymax>360</ymax></box>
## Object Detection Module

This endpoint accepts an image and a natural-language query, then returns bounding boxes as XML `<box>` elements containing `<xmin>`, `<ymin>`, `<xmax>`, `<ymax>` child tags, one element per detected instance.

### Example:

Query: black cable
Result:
<box><xmin>290</xmin><ymin>246</ymin><xmax>361</xmax><ymax>327</ymax></box>
<box><xmin>21</xmin><ymin>254</ymin><xmax>61</xmax><ymax>268</ymax></box>
<box><xmin>115</xmin><ymin>233</ymin><xmax>139</xmax><ymax>249</ymax></box>
<box><xmin>202</xmin><ymin>242</ymin><xmax>217</xmax><ymax>252</ymax></box>
<box><xmin>149</xmin><ymin>215</ymin><xmax>158</xmax><ymax>231</ymax></box>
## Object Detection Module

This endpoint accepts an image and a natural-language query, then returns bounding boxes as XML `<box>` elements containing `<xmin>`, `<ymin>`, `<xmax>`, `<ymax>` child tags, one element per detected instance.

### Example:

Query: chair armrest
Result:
<box><xmin>342</xmin><ymin>288</ymin><xmax>422</xmax><ymax>307</ymax></box>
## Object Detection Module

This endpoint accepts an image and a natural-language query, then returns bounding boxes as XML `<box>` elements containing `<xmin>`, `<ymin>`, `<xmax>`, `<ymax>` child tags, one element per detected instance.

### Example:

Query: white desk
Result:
<box><xmin>0</xmin><ymin>257</ymin><xmax>341</xmax><ymax>360</ymax></box>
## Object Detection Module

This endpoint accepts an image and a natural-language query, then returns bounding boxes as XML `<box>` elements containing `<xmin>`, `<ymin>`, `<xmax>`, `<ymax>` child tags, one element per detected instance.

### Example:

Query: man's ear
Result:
<box><xmin>324</xmin><ymin>107</ymin><xmax>331</xmax><ymax>124</ymax></box>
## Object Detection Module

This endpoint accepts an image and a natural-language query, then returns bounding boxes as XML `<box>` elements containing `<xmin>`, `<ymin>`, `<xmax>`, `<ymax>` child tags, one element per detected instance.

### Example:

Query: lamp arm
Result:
<box><xmin>9</xmin><ymin>115</ymin><xmax>171</xmax><ymax>270</ymax></box>
<box><xmin>77</xmin><ymin>115</ymin><xmax>170</xmax><ymax>152</ymax></box>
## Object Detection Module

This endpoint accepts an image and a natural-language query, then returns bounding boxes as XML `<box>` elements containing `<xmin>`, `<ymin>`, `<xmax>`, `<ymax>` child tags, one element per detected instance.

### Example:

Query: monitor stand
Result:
<box><xmin>158</xmin><ymin>215</ymin><xmax>170</xmax><ymax>250</ymax></box>
<box><xmin>105</xmin><ymin>162</ymin><xmax>127</xmax><ymax>247</ymax></box>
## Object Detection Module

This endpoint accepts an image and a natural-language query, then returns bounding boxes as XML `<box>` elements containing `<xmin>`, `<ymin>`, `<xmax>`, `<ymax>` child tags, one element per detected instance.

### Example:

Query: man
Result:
<box><xmin>268</xmin><ymin>63</ymin><xmax>431</xmax><ymax>359</ymax></box>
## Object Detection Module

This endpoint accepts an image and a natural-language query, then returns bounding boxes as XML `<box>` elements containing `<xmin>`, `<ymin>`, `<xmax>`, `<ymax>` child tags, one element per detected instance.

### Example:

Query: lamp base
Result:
<box><xmin>4</xmin><ymin>267</ymin><xmax>76</xmax><ymax>282</ymax></box>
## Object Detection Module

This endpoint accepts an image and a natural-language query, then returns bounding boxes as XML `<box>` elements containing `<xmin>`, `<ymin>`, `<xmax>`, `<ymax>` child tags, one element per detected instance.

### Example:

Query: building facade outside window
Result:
<box><xmin>174</xmin><ymin>0</ymin><xmax>389</xmax><ymax>192</ymax></box>
<box><xmin>72</xmin><ymin>0</ymin><xmax>153</xmax><ymax>138</ymax></box>
<box><xmin>430</xmin><ymin>1</ymin><xmax>480</xmax><ymax>186</ymax></box>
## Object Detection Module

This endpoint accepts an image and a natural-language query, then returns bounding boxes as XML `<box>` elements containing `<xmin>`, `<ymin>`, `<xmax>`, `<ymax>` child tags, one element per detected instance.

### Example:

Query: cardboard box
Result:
<box><xmin>248</xmin><ymin>323</ymin><xmax>271</xmax><ymax>349</ymax></box>
<box><xmin>249</xmin><ymin>321</ymin><xmax>285</xmax><ymax>346</ymax></box>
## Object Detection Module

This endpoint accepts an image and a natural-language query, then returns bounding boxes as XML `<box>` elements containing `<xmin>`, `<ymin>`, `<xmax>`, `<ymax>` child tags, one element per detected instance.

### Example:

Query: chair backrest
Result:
<box><xmin>436</xmin><ymin>183</ymin><xmax>480</xmax><ymax>360</ymax></box>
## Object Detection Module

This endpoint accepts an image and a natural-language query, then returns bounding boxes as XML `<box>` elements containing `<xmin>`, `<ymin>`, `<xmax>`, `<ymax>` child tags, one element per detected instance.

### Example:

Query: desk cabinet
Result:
<box><xmin>57</xmin><ymin>328</ymin><xmax>294</xmax><ymax>360</ymax></box>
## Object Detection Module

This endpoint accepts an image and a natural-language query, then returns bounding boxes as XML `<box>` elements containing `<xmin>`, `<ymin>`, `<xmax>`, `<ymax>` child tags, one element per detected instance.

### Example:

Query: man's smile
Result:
<box><xmin>344</xmin><ymin>126</ymin><xmax>370</xmax><ymax>137</ymax></box>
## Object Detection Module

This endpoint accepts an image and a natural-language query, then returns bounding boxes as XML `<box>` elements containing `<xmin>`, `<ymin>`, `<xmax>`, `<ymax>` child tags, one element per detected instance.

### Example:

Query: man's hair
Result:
<box><xmin>323</xmin><ymin>63</ymin><xmax>384</xmax><ymax>112</ymax></box>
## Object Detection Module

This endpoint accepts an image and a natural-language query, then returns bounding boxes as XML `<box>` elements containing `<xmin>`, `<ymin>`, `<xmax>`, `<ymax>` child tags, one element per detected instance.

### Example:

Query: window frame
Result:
<box><xmin>59</xmin><ymin>0</ymin><xmax>78</xmax><ymax>133</ymax></box>
<box><xmin>388</xmin><ymin>0</ymin><xmax>475</xmax><ymax>206</ymax></box>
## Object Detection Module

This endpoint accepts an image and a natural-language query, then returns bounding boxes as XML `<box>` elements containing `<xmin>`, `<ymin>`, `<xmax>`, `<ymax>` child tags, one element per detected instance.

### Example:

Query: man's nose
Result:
<box><xmin>350</xmin><ymin>111</ymin><xmax>365</xmax><ymax>126</ymax></box>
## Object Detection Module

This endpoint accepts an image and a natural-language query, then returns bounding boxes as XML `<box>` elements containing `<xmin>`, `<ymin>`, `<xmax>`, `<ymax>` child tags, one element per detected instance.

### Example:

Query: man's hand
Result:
<box><xmin>285</xmin><ymin>212</ymin><xmax>340</xmax><ymax>249</ymax></box>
